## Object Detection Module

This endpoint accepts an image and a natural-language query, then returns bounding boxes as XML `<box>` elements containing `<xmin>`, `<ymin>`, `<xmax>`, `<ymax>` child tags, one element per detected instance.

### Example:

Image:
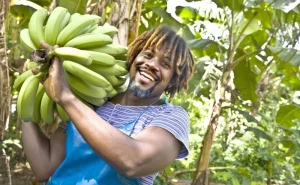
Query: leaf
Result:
<box><xmin>276</xmin><ymin>105</ymin><xmax>300</xmax><ymax>128</ymax></box>
<box><xmin>280</xmin><ymin>138</ymin><xmax>300</xmax><ymax>150</ymax></box>
<box><xmin>267</xmin><ymin>46</ymin><xmax>283</xmax><ymax>54</ymax></box>
<box><xmin>236</xmin><ymin>18</ymin><xmax>260</xmax><ymax>36</ymax></box>
<box><xmin>176</xmin><ymin>6</ymin><xmax>197</xmax><ymax>21</ymax></box>
<box><xmin>143</xmin><ymin>0</ymin><xmax>167</xmax><ymax>8</ymax></box>
<box><xmin>150</xmin><ymin>7</ymin><xmax>194</xmax><ymax>40</ymax></box>
<box><xmin>233</xmin><ymin>58</ymin><xmax>258</xmax><ymax>103</ymax></box>
<box><xmin>10</xmin><ymin>1</ymin><xmax>42</xmax><ymax>19</ymax></box>
<box><xmin>277</xmin><ymin>61</ymin><xmax>300</xmax><ymax>90</ymax></box>
<box><xmin>188</xmin><ymin>39</ymin><xmax>225</xmax><ymax>58</ymax></box>
<box><xmin>231</xmin><ymin>179</ymin><xmax>240</xmax><ymax>185</ymax></box>
<box><xmin>164</xmin><ymin>166</ymin><xmax>173</xmax><ymax>177</ymax></box>
<box><xmin>188</xmin><ymin>61</ymin><xmax>205</xmax><ymax>94</ymax></box>
<box><xmin>245</xmin><ymin>127</ymin><xmax>273</xmax><ymax>141</ymax></box>
<box><xmin>212</xmin><ymin>0</ymin><xmax>244</xmax><ymax>11</ymax></box>
<box><xmin>268</xmin><ymin>47</ymin><xmax>300</xmax><ymax>66</ymax></box>
<box><xmin>30</xmin><ymin>0</ymin><xmax>52</xmax><ymax>7</ymax></box>
<box><xmin>278</xmin><ymin>48</ymin><xmax>297</xmax><ymax>62</ymax></box>
<box><xmin>280</xmin><ymin>127</ymin><xmax>300</xmax><ymax>137</ymax></box>
<box><xmin>268</xmin><ymin>0</ymin><xmax>300</xmax><ymax>13</ymax></box>
<box><xmin>289</xmin><ymin>51</ymin><xmax>300</xmax><ymax>66</ymax></box>
<box><xmin>59</xmin><ymin>0</ymin><xmax>89</xmax><ymax>14</ymax></box>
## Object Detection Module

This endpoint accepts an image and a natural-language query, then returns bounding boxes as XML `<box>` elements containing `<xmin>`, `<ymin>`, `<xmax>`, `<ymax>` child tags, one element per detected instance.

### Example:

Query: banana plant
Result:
<box><xmin>167</xmin><ymin>0</ymin><xmax>300</xmax><ymax>184</ymax></box>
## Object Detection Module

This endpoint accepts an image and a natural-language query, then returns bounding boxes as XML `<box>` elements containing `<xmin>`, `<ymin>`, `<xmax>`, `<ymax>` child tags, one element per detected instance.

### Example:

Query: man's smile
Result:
<box><xmin>135</xmin><ymin>66</ymin><xmax>160</xmax><ymax>85</ymax></box>
<box><xmin>139</xmin><ymin>71</ymin><xmax>155</xmax><ymax>81</ymax></box>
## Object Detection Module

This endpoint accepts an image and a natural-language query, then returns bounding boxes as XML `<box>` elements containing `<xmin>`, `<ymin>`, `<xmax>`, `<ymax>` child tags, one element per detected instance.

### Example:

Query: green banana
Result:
<box><xmin>56</xmin><ymin>104</ymin><xmax>70</xmax><ymax>123</ymax></box>
<box><xmin>65</xmin><ymin>32</ymin><xmax>112</xmax><ymax>49</ymax></box>
<box><xmin>17</xmin><ymin>73</ymin><xmax>42</xmax><ymax>122</ymax></box>
<box><xmin>56</xmin><ymin>14</ymin><xmax>101</xmax><ymax>46</ymax></box>
<box><xmin>85</xmin><ymin>24</ymin><xmax>98</xmax><ymax>33</ymax></box>
<box><xmin>73</xmin><ymin>23</ymin><xmax>95</xmax><ymax>37</ymax></box>
<box><xmin>32</xmin><ymin>83</ymin><xmax>45</xmax><ymax>124</ymax></box>
<box><xmin>92</xmin><ymin>24</ymin><xmax>119</xmax><ymax>36</ymax></box>
<box><xmin>40</xmin><ymin>92</ymin><xmax>55</xmax><ymax>124</ymax></box>
<box><xmin>87</xmin><ymin>43</ymin><xmax>128</xmax><ymax>56</ymax></box>
<box><xmin>86</xmin><ymin>50</ymin><xmax>116</xmax><ymax>66</ymax></box>
<box><xmin>44</xmin><ymin>7</ymin><xmax>68</xmax><ymax>46</ymax></box>
<box><xmin>50</xmin><ymin>47</ymin><xmax>92</xmax><ymax>66</ymax></box>
<box><xmin>69</xmin><ymin>89</ymin><xmax>95</xmax><ymax>109</ymax></box>
<box><xmin>116</xmin><ymin>60</ymin><xmax>128</xmax><ymax>70</ymax></box>
<box><xmin>104</xmin><ymin>76</ymin><xmax>127</xmax><ymax>87</ymax></box>
<box><xmin>63</xmin><ymin>60</ymin><xmax>112</xmax><ymax>88</ymax></box>
<box><xmin>69</xmin><ymin>13</ymin><xmax>81</xmax><ymax>23</ymax></box>
<box><xmin>59</xmin><ymin>12</ymin><xmax>71</xmax><ymax>32</ymax></box>
<box><xmin>13</xmin><ymin>70</ymin><xmax>34</xmax><ymax>91</ymax></box>
<box><xmin>87</xmin><ymin>63</ymin><xmax>128</xmax><ymax>76</ymax></box>
<box><xmin>114</xmin><ymin>55</ymin><xmax>127</xmax><ymax>61</ymax></box>
<box><xmin>27</xmin><ymin>61</ymin><xmax>38</xmax><ymax>70</ymax></box>
<box><xmin>70</xmin><ymin>87</ymin><xmax>106</xmax><ymax>106</ymax></box>
<box><xmin>28</xmin><ymin>8</ymin><xmax>48</xmax><ymax>48</ymax></box>
<box><xmin>115</xmin><ymin>85</ymin><xmax>127</xmax><ymax>93</ymax></box>
<box><xmin>74</xmin><ymin>16</ymin><xmax>100</xmax><ymax>36</ymax></box>
<box><xmin>66</xmin><ymin>72</ymin><xmax>107</xmax><ymax>99</ymax></box>
<box><xmin>106</xmin><ymin>89</ymin><xmax>118</xmax><ymax>97</ymax></box>
<box><xmin>20</xmin><ymin>28</ymin><xmax>37</xmax><ymax>52</ymax></box>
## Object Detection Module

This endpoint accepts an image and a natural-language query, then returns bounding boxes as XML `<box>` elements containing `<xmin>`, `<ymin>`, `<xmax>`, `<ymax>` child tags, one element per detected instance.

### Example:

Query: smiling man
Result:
<box><xmin>22</xmin><ymin>25</ymin><xmax>194</xmax><ymax>185</ymax></box>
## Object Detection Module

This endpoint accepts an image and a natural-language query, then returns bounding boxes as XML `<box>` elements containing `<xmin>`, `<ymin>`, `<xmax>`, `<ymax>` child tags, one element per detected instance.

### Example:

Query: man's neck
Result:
<box><xmin>110</xmin><ymin>91</ymin><xmax>162</xmax><ymax>106</ymax></box>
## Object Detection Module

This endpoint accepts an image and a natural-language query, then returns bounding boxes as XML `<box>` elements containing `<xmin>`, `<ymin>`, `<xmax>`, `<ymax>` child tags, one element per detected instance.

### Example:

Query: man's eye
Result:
<box><xmin>144</xmin><ymin>52</ymin><xmax>152</xmax><ymax>58</ymax></box>
<box><xmin>162</xmin><ymin>61</ymin><xmax>170</xmax><ymax>67</ymax></box>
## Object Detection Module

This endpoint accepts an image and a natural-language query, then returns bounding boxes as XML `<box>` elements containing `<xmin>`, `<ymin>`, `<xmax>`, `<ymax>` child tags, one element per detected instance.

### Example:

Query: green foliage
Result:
<box><xmin>59</xmin><ymin>0</ymin><xmax>89</xmax><ymax>14</ymax></box>
<box><xmin>276</xmin><ymin>105</ymin><xmax>300</xmax><ymax>128</ymax></box>
<box><xmin>233</xmin><ymin>56</ymin><xmax>258</xmax><ymax>102</ymax></box>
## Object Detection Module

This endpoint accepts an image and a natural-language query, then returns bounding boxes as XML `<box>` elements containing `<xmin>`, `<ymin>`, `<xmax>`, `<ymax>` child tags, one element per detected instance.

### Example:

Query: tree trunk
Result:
<box><xmin>107</xmin><ymin>0</ymin><xmax>142</xmax><ymax>46</ymax></box>
<box><xmin>192</xmin><ymin>73</ymin><xmax>230</xmax><ymax>185</ymax></box>
<box><xmin>0</xmin><ymin>0</ymin><xmax>12</xmax><ymax>184</ymax></box>
<box><xmin>0</xmin><ymin>0</ymin><xmax>10</xmax><ymax>142</ymax></box>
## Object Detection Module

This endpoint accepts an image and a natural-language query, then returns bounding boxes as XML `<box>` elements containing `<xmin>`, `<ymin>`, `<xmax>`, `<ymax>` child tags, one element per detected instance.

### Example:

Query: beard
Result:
<box><xmin>128</xmin><ymin>80</ymin><xmax>154</xmax><ymax>98</ymax></box>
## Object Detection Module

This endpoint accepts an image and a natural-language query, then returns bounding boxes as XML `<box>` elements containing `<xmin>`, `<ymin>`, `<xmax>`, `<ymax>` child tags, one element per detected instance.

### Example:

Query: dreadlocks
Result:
<box><xmin>127</xmin><ymin>25</ymin><xmax>194</xmax><ymax>98</ymax></box>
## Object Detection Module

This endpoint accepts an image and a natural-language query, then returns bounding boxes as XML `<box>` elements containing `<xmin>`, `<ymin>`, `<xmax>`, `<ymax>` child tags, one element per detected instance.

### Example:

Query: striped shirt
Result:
<box><xmin>95</xmin><ymin>102</ymin><xmax>190</xmax><ymax>185</ymax></box>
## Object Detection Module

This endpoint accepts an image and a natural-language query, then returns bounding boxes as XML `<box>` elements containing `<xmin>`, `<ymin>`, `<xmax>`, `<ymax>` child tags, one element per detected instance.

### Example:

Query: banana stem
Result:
<box><xmin>31</xmin><ymin>49</ymin><xmax>50</xmax><ymax>64</ymax></box>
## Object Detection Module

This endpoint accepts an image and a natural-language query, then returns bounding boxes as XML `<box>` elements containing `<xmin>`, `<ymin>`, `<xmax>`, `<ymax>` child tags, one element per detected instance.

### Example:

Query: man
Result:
<box><xmin>22</xmin><ymin>25</ymin><xmax>194</xmax><ymax>185</ymax></box>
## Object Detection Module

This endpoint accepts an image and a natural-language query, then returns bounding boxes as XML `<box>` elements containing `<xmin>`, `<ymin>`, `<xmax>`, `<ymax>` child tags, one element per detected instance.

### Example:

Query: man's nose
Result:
<box><xmin>145</xmin><ymin>58</ymin><xmax>159</xmax><ymax>71</ymax></box>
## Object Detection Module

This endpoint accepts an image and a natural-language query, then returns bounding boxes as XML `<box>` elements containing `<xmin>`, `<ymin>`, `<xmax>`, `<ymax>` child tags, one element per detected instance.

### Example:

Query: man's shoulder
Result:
<box><xmin>162</xmin><ymin>103</ymin><xmax>188</xmax><ymax>114</ymax></box>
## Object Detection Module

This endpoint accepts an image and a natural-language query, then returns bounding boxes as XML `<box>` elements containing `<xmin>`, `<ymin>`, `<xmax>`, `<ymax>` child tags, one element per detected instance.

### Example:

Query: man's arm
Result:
<box><xmin>62</xmin><ymin>96</ymin><xmax>182</xmax><ymax>177</ymax></box>
<box><xmin>22</xmin><ymin>122</ymin><xmax>66</xmax><ymax>182</ymax></box>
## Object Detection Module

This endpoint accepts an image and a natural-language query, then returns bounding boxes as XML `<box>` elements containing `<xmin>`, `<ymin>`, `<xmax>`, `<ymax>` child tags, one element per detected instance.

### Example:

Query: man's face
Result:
<box><xmin>128</xmin><ymin>46</ymin><xmax>174</xmax><ymax>99</ymax></box>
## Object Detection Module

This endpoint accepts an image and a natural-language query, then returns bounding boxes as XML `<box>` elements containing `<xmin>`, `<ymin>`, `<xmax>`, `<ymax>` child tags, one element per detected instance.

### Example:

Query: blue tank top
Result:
<box><xmin>47</xmin><ymin>118</ymin><xmax>141</xmax><ymax>185</ymax></box>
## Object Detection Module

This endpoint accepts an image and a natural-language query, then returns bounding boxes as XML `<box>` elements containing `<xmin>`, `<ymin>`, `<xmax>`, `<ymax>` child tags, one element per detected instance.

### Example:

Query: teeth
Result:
<box><xmin>140</xmin><ymin>71</ymin><xmax>154</xmax><ymax>81</ymax></box>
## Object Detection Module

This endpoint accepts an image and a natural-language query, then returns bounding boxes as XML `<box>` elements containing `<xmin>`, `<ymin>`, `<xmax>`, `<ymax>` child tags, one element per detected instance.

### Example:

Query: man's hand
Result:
<box><xmin>40</xmin><ymin>41</ymin><xmax>73</xmax><ymax>105</ymax></box>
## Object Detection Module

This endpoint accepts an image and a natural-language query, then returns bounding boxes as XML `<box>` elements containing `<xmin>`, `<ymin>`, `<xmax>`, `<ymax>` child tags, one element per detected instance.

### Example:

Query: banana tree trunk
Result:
<box><xmin>107</xmin><ymin>0</ymin><xmax>142</xmax><ymax>46</ymax></box>
<box><xmin>0</xmin><ymin>0</ymin><xmax>12</xmax><ymax>184</ymax></box>
<box><xmin>0</xmin><ymin>0</ymin><xmax>10</xmax><ymax>142</ymax></box>
<box><xmin>192</xmin><ymin>71</ymin><xmax>230</xmax><ymax>185</ymax></box>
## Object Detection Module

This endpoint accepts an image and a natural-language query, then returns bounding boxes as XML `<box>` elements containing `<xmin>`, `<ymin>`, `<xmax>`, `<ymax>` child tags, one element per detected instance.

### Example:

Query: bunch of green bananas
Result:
<box><xmin>15</xmin><ymin>7</ymin><xmax>129</xmax><ymax>125</ymax></box>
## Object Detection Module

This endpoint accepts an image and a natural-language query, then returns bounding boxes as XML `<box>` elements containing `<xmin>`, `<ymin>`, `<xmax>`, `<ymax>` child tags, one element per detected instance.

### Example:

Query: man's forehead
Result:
<box><xmin>145</xmin><ymin>45</ymin><xmax>172</xmax><ymax>58</ymax></box>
